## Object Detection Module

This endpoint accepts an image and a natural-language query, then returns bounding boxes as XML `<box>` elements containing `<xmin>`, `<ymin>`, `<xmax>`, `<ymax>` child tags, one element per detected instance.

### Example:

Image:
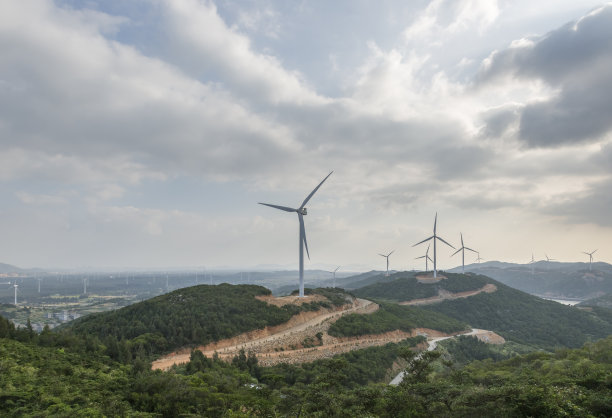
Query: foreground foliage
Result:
<box><xmin>2</xmin><ymin>314</ymin><xmax>611</xmax><ymax>417</ymax></box>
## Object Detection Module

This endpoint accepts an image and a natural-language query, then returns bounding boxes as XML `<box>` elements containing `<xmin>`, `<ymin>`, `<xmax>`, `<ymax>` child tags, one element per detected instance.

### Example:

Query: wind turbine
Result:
<box><xmin>583</xmin><ymin>249</ymin><xmax>597</xmax><ymax>271</ymax></box>
<box><xmin>259</xmin><ymin>171</ymin><xmax>333</xmax><ymax>297</ymax></box>
<box><xmin>82</xmin><ymin>277</ymin><xmax>88</xmax><ymax>294</ymax></box>
<box><xmin>379</xmin><ymin>251</ymin><xmax>394</xmax><ymax>276</ymax></box>
<box><xmin>326</xmin><ymin>266</ymin><xmax>341</xmax><ymax>288</ymax></box>
<box><xmin>545</xmin><ymin>254</ymin><xmax>555</xmax><ymax>262</ymax></box>
<box><xmin>413</xmin><ymin>213</ymin><xmax>455</xmax><ymax>278</ymax></box>
<box><xmin>475</xmin><ymin>253</ymin><xmax>484</xmax><ymax>263</ymax></box>
<box><xmin>451</xmin><ymin>233</ymin><xmax>477</xmax><ymax>274</ymax></box>
<box><xmin>528</xmin><ymin>253</ymin><xmax>536</xmax><ymax>276</ymax></box>
<box><xmin>415</xmin><ymin>244</ymin><xmax>433</xmax><ymax>272</ymax></box>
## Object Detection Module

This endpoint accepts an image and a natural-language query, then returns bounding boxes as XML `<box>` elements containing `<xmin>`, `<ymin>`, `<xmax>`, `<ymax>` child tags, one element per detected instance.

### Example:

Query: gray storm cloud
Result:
<box><xmin>477</xmin><ymin>4</ymin><xmax>612</xmax><ymax>147</ymax></box>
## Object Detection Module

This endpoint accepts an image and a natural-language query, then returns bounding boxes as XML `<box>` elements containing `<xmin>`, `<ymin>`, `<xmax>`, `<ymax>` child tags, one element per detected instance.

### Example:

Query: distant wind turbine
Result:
<box><xmin>379</xmin><ymin>250</ymin><xmax>394</xmax><ymax>276</ymax></box>
<box><xmin>451</xmin><ymin>233</ymin><xmax>478</xmax><ymax>274</ymax></box>
<box><xmin>13</xmin><ymin>281</ymin><xmax>18</xmax><ymax>305</ymax></box>
<box><xmin>415</xmin><ymin>244</ymin><xmax>433</xmax><ymax>272</ymax></box>
<box><xmin>583</xmin><ymin>249</ymin><xmax>597</xmax><ymax>271</ymax></box>
<box><xmin>528</xmin><ymin>253</ymin><xmax>536</xmax><ymax>276</ymax></box>
<box><xmin>475</xmin><ymin>253</ymin><xmax>484</xmax><ymax>263</ymax></box>
<box><xmin>326</xmin><ymin>266</ymin><xmax>341</xmax><ymax>288</ymax></box>
<box><xmin>259</xmin><ymin>171</ymin><xmax>333</xmax><ymax>297</ymax></box>
<box><xmin>413</xmin><ymin>213</ymin><xmax>455</xmax><ymax>278</ymax></box>
<box><xmin>545</xmin><ymin>254</ymin><xmax>555</xmax><ymax>262</ymax></box>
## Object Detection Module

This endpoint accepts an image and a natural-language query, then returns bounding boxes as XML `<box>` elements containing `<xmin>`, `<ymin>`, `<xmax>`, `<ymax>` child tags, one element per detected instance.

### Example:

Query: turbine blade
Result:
<box><xmin>427</xmin><ymin>255</ymin><xmax>433</xmax><ymax>262</ymax></box>
<box><xmin>300</xmin><ymin>171</ymin><xmax>333</xmax><ymax>209</ymax></box>
<box><xmin>388</xmin><ymin>250</ymin><xmax>395</xmax><ymax>257</ymax></box>
<box><xmin>436</xmin><ymin>235</ymin><xmax>456</xmax><ymax>249</ymax></box>
<box><xmin>259</xmin><ymin>203</ymin><xmax>296</xmax><ymax>212</ymax></box>
<box><xmin>378</xmin><ymin>254</ymin><xmax>387</xmax><ymax>258</ymax></box>
<box><xmin>334</xmin><ymin>266</ymin><xmax>340</xmax><ymax>272</ymax></box>
<box><xmin>593</xmin><ymin>249</ymin><xmax>598</xmax><ymax>255</ymax></box>
<box><xmin>460</xmin><ymin>232</ymin><xmax>464</xmax><ymax>247</ymax></box>
<box><xmin>413</xmin><ymin>236</ymin><xmax>434</xmax><ymax>247</ymax></box>
<box><xmin>433</xmin><ymin>213</ymin><xmax>437</xmax><ymax>234</ymax></box>
<box><xmin>451</xmin><ymin>248</ymin><xmax>462</xmax><ymax>257</ymax></box>
<box><xmin>299</xmin><ymin>214</ymin><xmax>310</xmax><ymax>260</ymax></box>
<box><xmin>464</xmin><ymin>247</ymin><xmax>477</xmax><ymax>253</ymax></box>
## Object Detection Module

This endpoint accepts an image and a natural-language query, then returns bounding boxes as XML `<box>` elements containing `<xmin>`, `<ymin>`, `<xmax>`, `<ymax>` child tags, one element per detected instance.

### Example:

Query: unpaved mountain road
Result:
<box><xmin>152</xmin><ymin>286</ymin><xmax>504</xmax><ymax>371</ymax></box>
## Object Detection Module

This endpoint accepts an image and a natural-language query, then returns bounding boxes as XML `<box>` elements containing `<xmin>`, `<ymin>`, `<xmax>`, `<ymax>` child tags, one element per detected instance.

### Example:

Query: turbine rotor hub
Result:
<box><xmin>299</xmin><ymin>208</ymin><xmax>307</xmax><ymax>215</ymax></box>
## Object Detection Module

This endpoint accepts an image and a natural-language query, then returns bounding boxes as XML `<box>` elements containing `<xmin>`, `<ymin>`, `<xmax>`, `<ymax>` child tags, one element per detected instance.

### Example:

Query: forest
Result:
<box><xmin>1</xmin><ymin>313</ymin><xmax>611</xmax><ymax>416</ymax></box>
<box><xmin>328</xmin><ymin>303</ymin><xmax>468</xmax><ymax>337</ymax></box>
<box><xmin>66</xmin><ymin>285</ymin><xmax>349</xmax><ymax>359</ymax></box>
<box><xmin>352</xmin><ymin>272</ymin><xmax>489</xmax><ymax>302</ymax></box>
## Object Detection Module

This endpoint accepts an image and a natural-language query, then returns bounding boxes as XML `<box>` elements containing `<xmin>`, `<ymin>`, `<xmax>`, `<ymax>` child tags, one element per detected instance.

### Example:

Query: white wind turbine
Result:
<box><xmin>259</xmin><ymin>171</ymin><xmax>333</xmax><ymax>297</ymax></box>
<box><xmin>413</xmin><ymin>213</ymin><xmax>455</xmax><ymax>278</ymax></box>
<box><xmin>583</xmin><ymin>249</ymin><xmax>597</xmax><ymax>271</ymax></box>
<box><xmin>326</xmin><ymin>266</ymin><xmax>341</xmax><ymax>288</ymax></box>
<box><xmin>379</xmin><ymin>251</ymin><xmax>394</xmax><ymax>276</ymax></box>
<box><xmin>451</xmin><ymin>233</ymin><xmax>478</xmax><ymax>274</ymax></box>
<box><xmin>415</xmin><ymin>244</ymin><xmax>433</xmax><ymax>272</ymax></box>
<box><xmin>528</xmin><ymin>253</ymin><xmax>536</xmax><ymax>276</ymax></box>
<box><xmin>475</xmin><ymin>253</ymin><xmax>484</xmax><ymax>263</ymax></box>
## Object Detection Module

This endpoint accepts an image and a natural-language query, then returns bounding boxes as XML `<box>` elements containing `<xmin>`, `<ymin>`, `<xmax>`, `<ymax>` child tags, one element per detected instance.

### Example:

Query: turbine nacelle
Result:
<box><xmin>299</xmin><ymin>208</ymin><xmax>307</xmax><ymax>215</ymax></box>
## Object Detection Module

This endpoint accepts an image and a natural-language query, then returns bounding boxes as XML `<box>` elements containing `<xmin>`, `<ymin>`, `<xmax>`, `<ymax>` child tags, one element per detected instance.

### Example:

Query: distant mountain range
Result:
<box><xmin>449</xmin><ymin>261</ymin><xmax>612</xmax><ymax>300</ymax></box>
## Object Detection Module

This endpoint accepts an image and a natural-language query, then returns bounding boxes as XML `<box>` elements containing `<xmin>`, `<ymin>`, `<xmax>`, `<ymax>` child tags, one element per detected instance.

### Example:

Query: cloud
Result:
<box><xmin>477</xmin><ymin>4</ymin><xmax>612</xmax><ymax>147</ymax></box>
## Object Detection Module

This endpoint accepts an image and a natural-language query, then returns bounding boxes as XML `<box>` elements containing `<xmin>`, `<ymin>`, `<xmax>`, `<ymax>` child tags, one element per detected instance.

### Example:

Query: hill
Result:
<box><xmin>352</xmin><ymin>272</ymin><xmax>612</xmax><ymax>350</ymax></box>
<box><xmin>579</xmin><ymin>293</ymin><xmax>612</xmax><ymax>309</ymax></box>
<box><xmin>66</xmin><ymin>284</ymin><xmax>350</xmax><ymax>357</ymax></box>
<box><xmin>352</xmin><ymin>271</ymin><xmax>489</xmax><ymax>302</ymax></box>
<box><xmin>457</xmin><ymin>261</ymin><xmax>612</xmax><ymax>300</ymax></box>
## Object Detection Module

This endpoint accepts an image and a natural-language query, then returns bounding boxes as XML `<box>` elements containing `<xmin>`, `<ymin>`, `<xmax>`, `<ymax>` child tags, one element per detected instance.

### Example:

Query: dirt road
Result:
<box><xmin>399</xmin><ymin>283</ymin><xmax>497</xmax><ymax>306</ymax></box>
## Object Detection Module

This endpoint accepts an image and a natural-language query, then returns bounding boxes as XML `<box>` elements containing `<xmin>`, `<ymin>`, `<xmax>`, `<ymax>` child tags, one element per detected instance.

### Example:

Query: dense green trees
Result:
<box><xmin>328</xmin><ymin>303</ymin><xmax>468</xmax><ymax>337</ymax></box>
<box><xmin>1</xmin><ymin>311</ymin><xmax>611</xmax><ymax>417</ymax></box>
<box><xmin>422</xmin><ymin>282</ymin><xmax>612</xmax><ymax>349</ymax></box>
<box><xmin>67</xmin><ymin>284</ymin><xmax>349</xmax><ymax>359</ymax></box>
<box><xmin>353</xmin><ymin>272</ymin><xmax>489</xmax><ymax>302</ymax></box>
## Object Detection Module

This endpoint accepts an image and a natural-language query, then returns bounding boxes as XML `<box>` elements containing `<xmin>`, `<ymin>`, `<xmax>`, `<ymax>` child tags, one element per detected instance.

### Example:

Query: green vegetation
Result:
<box><xmin>422</xmin><ymin>280</ymin><xmax>612</xmax><ymax>349</ymax></box>
<box><xmin>2</xmin><ymin>312</ymin><xmax>612</xmax><ymax>417</ymax></box>
<box><xmin>257</xmin><ymin>336</ymin><xmax>426</xmax><ymax>389</ymax></box>
<box><xmin>328</xmin><ymin>303</ymin><xmax>468</xmax><ymax>337</ymax></box>
<box><xmin>580</xmin><ymin>293</ymin><xmax>612</xmax><ymax>309</ymax></box>
<box><xmin>438</xmin><ymin>335</ymin><xmax>534</xmax><ymax>366</ymax></box>
<box><xmin>67</xmin><ymin>284</ymin><xmax>350</xmax><ymax>358</ymax></box>
<box><xmin>352</xmin><ymin>272</ymin><xmax>489</xmax><ymax>302</ymax></box>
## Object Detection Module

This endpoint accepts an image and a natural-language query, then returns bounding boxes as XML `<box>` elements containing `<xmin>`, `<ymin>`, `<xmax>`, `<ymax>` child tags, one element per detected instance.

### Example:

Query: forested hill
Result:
<box><xmin>66</xmin><ymin>284</ymin><xmax>349</xmax><ymax>357</ymax></box>
<box><xmin>353</xmin><ymin>272</ymin><xmax>489</xmax><ymax>302</ymax></box>
<box><xmin>350</xmin><ymin>272</ymin><xmax>612</xmax><ymax>350</ymax></box>
<box><xmin>420</xmin><ymin>279</ymin><xmax>612</xmax><ymax>349</ymax></box>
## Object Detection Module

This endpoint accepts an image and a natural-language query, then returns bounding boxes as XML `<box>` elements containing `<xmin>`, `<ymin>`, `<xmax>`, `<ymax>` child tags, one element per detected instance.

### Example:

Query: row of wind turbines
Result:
<box><xmin>380</xmin><ymin>214</ymin><xmax>478</xmax><ymax>278</ymax></box>
<box><xmin>258</xmin><ymin>172</ymin><xmax>603</xmax><ymax>298</ymax></box>
<box><xmin>259</xmin><ymin>172</ymin><xmax>479</xmax><ymax>297</ymax></box>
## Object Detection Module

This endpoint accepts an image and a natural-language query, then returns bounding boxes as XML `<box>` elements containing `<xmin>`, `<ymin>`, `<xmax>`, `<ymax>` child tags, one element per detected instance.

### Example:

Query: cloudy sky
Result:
<box><xmin>1</xmin><ymin>0</ymin><xmax>611</xmax><ymax>271</ymax></box>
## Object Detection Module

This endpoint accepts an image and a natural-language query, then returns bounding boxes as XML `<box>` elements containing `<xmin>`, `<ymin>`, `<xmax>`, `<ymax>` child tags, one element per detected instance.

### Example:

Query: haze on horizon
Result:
<box><xmin>1</xmin><ymin>0</ymin><xmax>611</xmax><ymax>271</ymax></box>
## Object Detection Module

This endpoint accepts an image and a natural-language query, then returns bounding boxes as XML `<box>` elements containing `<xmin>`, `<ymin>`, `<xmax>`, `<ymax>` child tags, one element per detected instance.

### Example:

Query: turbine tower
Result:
<box><xmin>451</xmin><ymin>233</ymin><xmax>477</xmax><ymax>274</ymax></box>
<box><xmin>13</xmin><ymin>281</ymin><xmax>18</xmax><ymax>305</ymax></box>
<box><xmin>529</xmin><ymin>253</ymin><xmax>535</xmax><ymax>275</ymax></box>
<box><xmin>583</xmin><ymin>249</ymin><xmax>597</xmax><ymax>271</ymax></box>
<box><xmin>82</xmin><ymin>277</ymin><xmax>88</xmax><ymax>294</ymax></box>
<box><xmin>326</xmin><ymin>266</ymin><xmax>341</xmax><ymax>288</ymax></box>
<box><xmin>413</xmin><ymin>213</ymin><xmax>455</xmax><ymax>278</ymax></box>
<box><xmin>415</xmin><ymin>244</ymin><xmax>433</xmax><ymax>272</ymax></box>
<box><xmin>379</xmin><ymin>250</ymin><xmax>394</xmax><ymax>276</ymax></box>
<box><xmin>259</xmin><ymin>171</ymin><xmax>333</xmax><ymax>297</ymax></box>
